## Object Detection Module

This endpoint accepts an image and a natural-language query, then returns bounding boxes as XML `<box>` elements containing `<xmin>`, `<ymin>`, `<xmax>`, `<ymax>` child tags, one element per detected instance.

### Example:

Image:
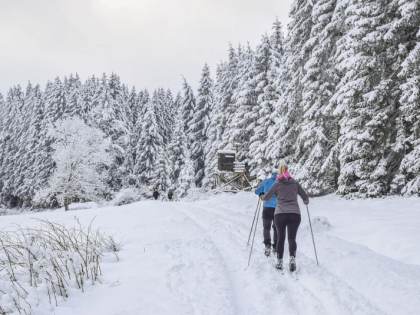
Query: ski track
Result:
<box><xmin>163</xmin><ymin>213</ymin><xmax>237</xmax><ymax>315</ymax></box>
<box><xmin>170</xmin><ymin>200</ymin><xmax>417</xmax><ymax>315</ymax></box>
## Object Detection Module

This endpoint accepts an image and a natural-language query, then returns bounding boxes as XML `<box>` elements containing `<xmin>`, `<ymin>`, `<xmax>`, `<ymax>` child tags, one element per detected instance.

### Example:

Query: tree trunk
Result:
<box><xmin>334</xmin><ymin>123</ymin><xmax>341</xmax><ymax>190</ymax></box>
<box><xmin>64</xmin><ymin>197</ymin><xmax>69</xmax><ymax>211</ymax></box>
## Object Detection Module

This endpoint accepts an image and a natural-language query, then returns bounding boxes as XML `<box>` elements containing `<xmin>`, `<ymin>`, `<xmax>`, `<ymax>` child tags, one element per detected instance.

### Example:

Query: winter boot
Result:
<box><xmin>264</xmin><ymin>244</ymin><xmax>271</xmax><ymax>257</ymax></box>
<box><xmin>289</xmin><ymin>256</ymin><xmax>296</xmax><ymax>272</ymax></box>
<box><xmin>275</xmin><ymin>258</ymin><xmax>283</xmax><ymax>270</ymax></box>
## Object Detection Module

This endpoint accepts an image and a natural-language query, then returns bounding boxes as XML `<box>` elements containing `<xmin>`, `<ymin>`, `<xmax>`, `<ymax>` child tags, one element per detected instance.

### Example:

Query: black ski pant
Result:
<box><xmin>262</xmin><ymin>207</ymin><xmax>277</xmax><ymax>248</ymax></box>
<box><xmin>274</xmin><ymin>213</ymin><xmax>301</xmax><ymax>259</ymax></box>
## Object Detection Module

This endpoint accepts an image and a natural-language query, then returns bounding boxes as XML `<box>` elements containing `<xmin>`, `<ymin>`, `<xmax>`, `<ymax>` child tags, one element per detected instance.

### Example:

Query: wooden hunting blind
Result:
<box><xmin>217</xmin><ymin>150</ymin><xmax>236</xmax><ymax>172</ymax></box>
<box><xmin>214</xmin><ymin>150</ymin><xmax>253</xmax><ymax>192</ymax></box>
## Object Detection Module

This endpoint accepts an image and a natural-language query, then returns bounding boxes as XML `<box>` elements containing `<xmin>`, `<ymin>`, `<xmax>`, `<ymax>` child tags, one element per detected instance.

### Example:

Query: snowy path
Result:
<box><xmin>173</xmin><ymin>202</ymin><xmax>385</xmax><ymax>315</ymax></box>
<box><xmin>1</xmin><ymin>193</ymin><xmax>419</xmax><ymax>314</ymax></box>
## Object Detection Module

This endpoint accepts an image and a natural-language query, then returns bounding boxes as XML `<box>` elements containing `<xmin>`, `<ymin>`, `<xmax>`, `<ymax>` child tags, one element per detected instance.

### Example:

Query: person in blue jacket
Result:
<box><xmin>255</xmin><ymin>169</ymin><xmax>278</xmax><ymax>256</ymax></box>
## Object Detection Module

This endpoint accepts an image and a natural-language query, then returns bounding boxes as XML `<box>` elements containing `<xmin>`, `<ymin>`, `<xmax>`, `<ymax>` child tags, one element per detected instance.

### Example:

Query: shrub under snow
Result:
<box><xmin>111</xmin><ymin>186</ymin><xmax>150</xmax><ymax>206</ymax></box>
<box><xmin>0</xmin><ymin>218</ymin><xmax>119</xmax><ymax>314</ymax></box>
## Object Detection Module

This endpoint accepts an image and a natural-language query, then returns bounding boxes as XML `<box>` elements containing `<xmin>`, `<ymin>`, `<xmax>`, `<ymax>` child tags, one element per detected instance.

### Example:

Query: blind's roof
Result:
<box><xmin>217</xmin><ymin>150</ymin><xmax>236</xmax><ymax>154</ymax></box>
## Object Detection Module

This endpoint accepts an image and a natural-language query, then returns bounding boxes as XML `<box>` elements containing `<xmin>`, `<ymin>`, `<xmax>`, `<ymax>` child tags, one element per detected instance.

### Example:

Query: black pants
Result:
<box><xmin>274</xmin><ymin>213</ymin><xmax>301</xmax><ymax>259</ymax></box>
<box><xmin>262</xmin><ymin>207</ymin><xmax>277</xmax><ymax>247</ymax></box>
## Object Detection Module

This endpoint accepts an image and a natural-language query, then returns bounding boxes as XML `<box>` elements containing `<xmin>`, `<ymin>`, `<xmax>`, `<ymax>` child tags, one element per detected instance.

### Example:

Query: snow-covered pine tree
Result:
<box><xmin>135</xmin><ymin>88</ymin><xmax>149</xmax><ymax>134</ymax></box>
<box><xmin>12</xmin><ymin>84</ymin><xmax>44</xmax><ymax>206</ymax></box>
<box><xmin>269</xmin><ymin>17</ymin><xmax>285</xmax><ymax>97</ymax></box>
<box><xmin>176</xmin><ymin>147</ymin><xmax>196</xmax><ymax>198</ymax></box>
<box><xmin>203</xmin><ymin>46</ymin><xmax>240</xmax><ymax>186</ymax></box>
<box><xmin>265</xmin><ymin>0</ymin><xmax>315</xmax><ymax>175</ymax></box>
<box><xmin>248</xmin><ymin>34</ymin><xmax>277</xmax><ymax>178</ymax></box>
<box><xmin>390</xmin><ymin>0</ymin><xmax>420</xmax><ymax>195</ymax></box>
<box><xmin>78</xmin><ymin>76</ymin><xmax>97</xmax><ymax>121</ymax></box>
<box><xmin>203</xmin><ymin>63</ymin><xmax>225</xmax><ymax>188</ymax></box>
<box><xmin>290</xmin><ymin>0</ymin><xmax>343</xmax><ymax>195</ymax></box>
<box><xmin>253</xmin><ymin>19</ymin><xmax>286</xmax><ymax>177</ymax></box>
<box><xmin>181</xmin><ymin>78</ymin><xmax>196</xmax><ymax>134</ymax></box>
<box><xmin>173</xmin><ymin>91</ymin><xmax>183</xmax><ymax>116</ymax></box>
<box><xmin>131</xmin><ymin>89</ymin><xmax>149</xmax><ymax>173</ymax></box>
<box><xmin>165</xmin><ymin>89</ymin><xmax>176</xmax><ymax>134</ymax></box>
<box><xmin>151</xmin><ymin>145</ymin><xmax>171</xmax><ymax>192</ymax></box>
<box><xmin>167</xmin><ymin>108</ymin><xmax>187</xmax><ymax>186</ymax></box>
<box><xmin>18</xmin><ymin>84</ymin><xmax>46</xmax><ymax>204</ymax></box>
<box><xmin>189</xmin><ymin>63</ymin><xmax>213</xmax><ymax>186</ymax></box>
<box><xmin>0</xmin><ymin>86</ymin><xmax>26</xmax><ymax>207</ymax></box>
<box><xmin>44</xmin><ymin>77</ymin><xmax>66</xmax><ymax>125</ymax></box>
<box><xmin>226</xmin><ymin>43</ymin><xmax>257</xmax><ymax>162</ymax></box>
<box><xmin>332</xmin><ymin>0</ymin><xmax>400</xmax><ymax>197</ymax></box>
<box><xmin>128</xmin><ymin>87</ymin><xmax>138</xmax><ymax>126</ymax></box>
<box><xmin>133</xmin><ymin>98</ymin><xmax>163</xmax><ymax>185</ymax></box>
<box><xmin>9</xmin><ymin>84</ymin><xmax>34</xmax><ymax>205</ymax></box>
<box><xmin>0</xmin><ymin>90</ymin><xmax>12</xmax><ymax>205</ymax></box>
<box><xmin>218</xmin><ymin>44</ymin><xmax>239</xmax><ymax>151</ymax></box>
<box><xmin>34</xmin><ymin>117</ymin><xmax>111</xmax><ymax>210</ymax></box>
<box><xmin>0</xmin><ymin>92</ymin><xmax>5</xmax><ymax>203</ymax></box>
<box><xmin>90</xmin><ymin>73</ymin><xmax>130</xmax><ymax>192</ymax></box>
<box><xmin>63</xmin><ymin>73</ymin><xmax>82</xmax><ymax>118</ymax></box>
<box><xmin>153</xmin><ymin>88</ymin><xmax>171</xmax><ymax>144</ymax></box>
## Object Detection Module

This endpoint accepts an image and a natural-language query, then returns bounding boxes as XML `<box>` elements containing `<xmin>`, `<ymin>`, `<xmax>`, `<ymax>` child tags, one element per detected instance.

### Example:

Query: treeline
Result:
<box><xmin>205</xmin><ymin>0</ymin><xmax>420</xmax><ymax>198</ymax></box>
<box><xmin>1</xmin><ymin>0</ymin><xmax>420</xmax><ymax>208</ymax></box>
<box><xmin>0</xmin><ymin>74</ymin><xmax>183</xmax><ymax>207</ymax></box>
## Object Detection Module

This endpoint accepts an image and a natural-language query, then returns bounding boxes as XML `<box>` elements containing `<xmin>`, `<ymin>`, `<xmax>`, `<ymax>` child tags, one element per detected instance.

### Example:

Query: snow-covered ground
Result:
<box><xmin>1</xmin><ymin>193</ymin><xmax>419</xmax><ymax>315</ymax></box>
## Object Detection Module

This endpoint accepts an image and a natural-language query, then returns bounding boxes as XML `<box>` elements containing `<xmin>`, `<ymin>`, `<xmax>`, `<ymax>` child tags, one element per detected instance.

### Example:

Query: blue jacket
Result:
<box><xmin>255</xmin><ymin>173</ymin><xmax>277</xmax><ymax>208</ymax></box>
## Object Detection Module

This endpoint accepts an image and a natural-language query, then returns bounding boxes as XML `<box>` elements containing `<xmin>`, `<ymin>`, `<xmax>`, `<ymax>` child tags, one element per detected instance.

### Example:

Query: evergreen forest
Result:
<box><xmin>1</xmin><ymin>0</ymin><xmax>420</xmax><ymax>208</ymax></box>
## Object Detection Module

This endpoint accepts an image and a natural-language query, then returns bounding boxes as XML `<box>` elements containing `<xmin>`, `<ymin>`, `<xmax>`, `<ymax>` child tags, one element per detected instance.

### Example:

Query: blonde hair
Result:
<box><xmin>278</xmin><ymin>163</ymin><xmax>287</xmax><ymax>176</ymax></box>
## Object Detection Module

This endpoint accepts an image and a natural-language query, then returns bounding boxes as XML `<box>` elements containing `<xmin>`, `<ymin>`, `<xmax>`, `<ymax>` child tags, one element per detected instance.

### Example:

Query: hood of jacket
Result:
<box><xmin>270</xmin><ymin>173</ymin><xmax>277</xmax><ymax>180</ymax></box>
<box><xmin>278</xmin><ymin>177</ymin><xmax>296</xmax><ymax>185</ymax></box>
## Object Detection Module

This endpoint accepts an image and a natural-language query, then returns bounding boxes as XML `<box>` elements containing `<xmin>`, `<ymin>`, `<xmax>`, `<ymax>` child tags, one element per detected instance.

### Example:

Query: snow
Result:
<box><xmin>217</xmin><ymin>149</ymin><xmax>236</xmax><ymax>154</ymax></box>
<box><xmin>1</xmin><ymin>193</ymin><xmax>420</xmax><ymax>314</ymax></box>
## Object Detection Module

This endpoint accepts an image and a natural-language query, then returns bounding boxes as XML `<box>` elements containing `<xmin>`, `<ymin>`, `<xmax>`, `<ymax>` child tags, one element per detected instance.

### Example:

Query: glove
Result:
<box><xmin>259</xmin><ymin>192</ymin><xmax>264</xmax><ymax>197</ymax></box>
<box><xmin>303</xmin><ymin>199</ymin><xmax>309</xmax><ymax>205</ymax></box>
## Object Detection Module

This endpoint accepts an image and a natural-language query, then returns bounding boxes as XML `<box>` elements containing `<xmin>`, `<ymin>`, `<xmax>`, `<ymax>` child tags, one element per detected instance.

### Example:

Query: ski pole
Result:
<box><xmin>247</xmin><ymin>198</ymin><xmax>262</xmax><ymax>268</ymax></box>
<box><xmin>247</xmin><ymin>198</ymin><xmax>261</xmax><ymax>245</ymax></box>
<box><xmin>306</xmin><ymin>204</ymin><xmax>319</xmax><ymax>266</ymax></box>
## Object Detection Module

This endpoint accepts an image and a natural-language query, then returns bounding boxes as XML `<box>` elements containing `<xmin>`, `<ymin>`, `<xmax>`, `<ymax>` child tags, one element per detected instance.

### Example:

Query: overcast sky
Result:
<box><xmin>0</xmin><ymin>0</ymin><xmax>294</xmax><ymax>97</ymax></box>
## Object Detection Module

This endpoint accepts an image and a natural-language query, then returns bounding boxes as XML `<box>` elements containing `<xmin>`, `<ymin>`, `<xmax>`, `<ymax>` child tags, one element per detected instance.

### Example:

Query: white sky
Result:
<box><xmin>0</xmin><ymin>0</ymin><xmax>294</xmax><ymax>97</ymax></box>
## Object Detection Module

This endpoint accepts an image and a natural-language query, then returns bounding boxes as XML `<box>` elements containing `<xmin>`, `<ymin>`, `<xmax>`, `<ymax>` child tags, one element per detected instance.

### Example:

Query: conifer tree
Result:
<box><xmin>227</xmin><ymin>43</ymin><xmax>257</xmax><ymax>161</ymax></box>
<box><xmin>19</xmin><ymin>84</ymin><xmax>46</xmax><ymax>203</ymax></box>
<box><xmin>134</xmin><ymin>99</ymin><xmax>163</xmax><ymax>185</ymax></box>
<box><xmin>204</xmin><ymin>46</ymin><xmax>240</xmax><ymax>184</ymax></box>
<box><xmin>78</xmin><ymin>76</ymin><xmax>97</xmax><ymax>121</ymax></box>
<box><xmin>289</xmin><ymin>0</ymin><xmax>343</xmax><ymax>195</ymax></box>
<box><xmin>176</xmin><ymin>148</ymin><xmax>196</xmax><ymax>198</ymax></box>
<box><xmin>13</xmin><ymin>84</ymin><xmax>44</xmax><ymax>205</ymax></box>
<box><xmin>165</xmin><ymin>89</ymin><xmax>175</xmax><ymax>134</ymax></box>
<box><xmin>63</xmin><ymin>73</ymin><xmax>82</xmax><ymax>118</ymax></box>
<box><xmin>189</xmin><ymin>63</ymin><xmax>213</xmax><ymax>186</ymax></box>
<box><xmin>248</xmin><ymin>34</ymin><xmax>276</xmax><ymax>178</ymax></box>
<box><xmin>1</xmin><ymin>86</ymin><xmax>26</xmax><ymax>206</ymax></box>
<box><xmin>332</xmin><ymin>0</ymin><xmax>399</xmax><ymax>197</ymax></box>
<box><xmin>151</xmin><ymin>146</ymin><xmax>171</xmax><ymax>192</ymax></box>
<box><xmin>44</xmin><ymin>77</ymin><xmax>66</xmax><ymax>125</ymax></box>
<box><xmin>167</xmin><ymin>108</ymin><xmax>188</xmax><ymax>186</ymax></box>
<box><xmin>391</xmin><ymin>0</ymin><xmax>420</xmax><ymax>195</ymax></box>
<box><xmin>181</xmin><ymin>78</ymin><xmax>196</xmax><ymax>134</ymax></box>
<box><xmin>265</xmin><ymin>0</ymin><xmax>315</xmax><ymax>175</ymax></box>
<box><xmin>203</xmin><ymin>63</ymin><xmax>226</xmax><ymax>187</ymax></box>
